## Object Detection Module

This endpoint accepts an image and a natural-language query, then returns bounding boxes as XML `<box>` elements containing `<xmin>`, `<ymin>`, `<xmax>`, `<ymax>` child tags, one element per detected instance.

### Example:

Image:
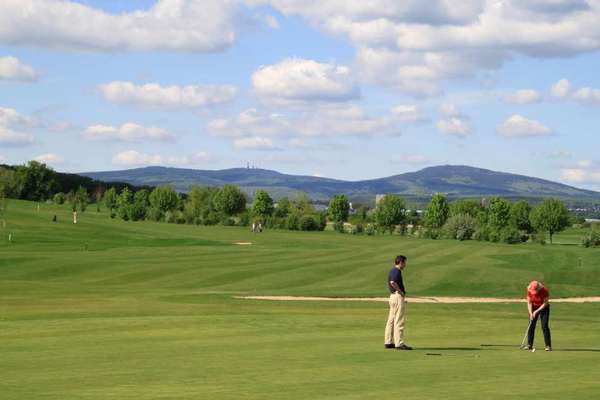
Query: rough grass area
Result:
<box><xmin>1</xmin><ymin>200</ymin><xmax>599</xmax><ymax>399</ymax></box>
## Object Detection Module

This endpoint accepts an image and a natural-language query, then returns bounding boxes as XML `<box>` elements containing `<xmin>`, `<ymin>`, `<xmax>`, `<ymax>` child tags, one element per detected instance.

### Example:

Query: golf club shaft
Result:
<box><xmin>520</xmin><ymin>319</ymin><xmax>532</xmax><ymax>348</ymax></box>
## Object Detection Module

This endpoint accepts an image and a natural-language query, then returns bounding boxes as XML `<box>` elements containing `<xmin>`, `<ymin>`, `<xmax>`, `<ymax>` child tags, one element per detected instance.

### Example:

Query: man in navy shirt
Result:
<box><xmin>384</xmin><ymin>255</ymin><xmax>412</xmax><ymax>350</ymax></box>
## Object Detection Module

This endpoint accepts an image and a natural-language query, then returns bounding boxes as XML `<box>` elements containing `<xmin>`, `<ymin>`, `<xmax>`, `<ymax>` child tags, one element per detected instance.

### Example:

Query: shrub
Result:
<box><xmin>582</xmin><ymin>230</ymin><xmax>600</xmax><ymax>248</ymax></box>
<box><xmin>287</xmin><ymin>213</ymin><xmax>300</xmax><ymax>230</ymax></box>
<box><xmin>531</xmin><ymin>232</ymin><xmax>546</xmax><ymax>245</ymax></box>
<box><xmin>221</xmin><ymin>217</ymin><xmax>236</xmax><ymax>226</ymax></box>
<box><xmin>300</xmin><ymin>215</ymin><xmax>319</xmax><ymax>231</ymax></box>
<box><xmin>365</xmin><ymin>224</ymin><xmax>376</xmax><ymax>236</ymax></box>
<box><xmin>53</xmin><ymin>192</ymin><xmax>65</xmax><ymax>205</ymax></box>
<box><xmin>355</xmin><ymin>223</ymin><xmax>364</xmax><ymax>234</ymax></box>
<box><xmin>473</xmin><ymin>226</ymin><xmax>491</xmax><ymax>241</ymax></box>
<box><xmin>443</xmin><ymin>213</ymin><xmax>476</xmax><ymax>241</ymax></box>
<box><xmin>147</xmin><ymin>207</ymin><xmax>163</xmax><ymax>222</ymax></box>
<box><xmin>165</xmin><ymin>210</ymin><xmax>176</xmax><ymax>224</ymax></box>
<box><xmin>501</xmin><ymin>228</ymin><xmax>522</xmax><ymax>244</ymax></box>
<box><xmin>333</xmin><ymin>221</ymin><xmax>345</xmax><ymax>233</ymax></box>
<box><xmin>238</xmin><ymin>211</ymin><xmax>250</xmax><ymax>227</ymax></box>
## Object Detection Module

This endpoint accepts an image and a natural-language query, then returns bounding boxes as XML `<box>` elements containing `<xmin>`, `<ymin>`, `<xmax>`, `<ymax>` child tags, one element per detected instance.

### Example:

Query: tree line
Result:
<box><xmin>1</xmin><ymin>161</ymin><xmax>593</xmax><ymax>244</ymax></box>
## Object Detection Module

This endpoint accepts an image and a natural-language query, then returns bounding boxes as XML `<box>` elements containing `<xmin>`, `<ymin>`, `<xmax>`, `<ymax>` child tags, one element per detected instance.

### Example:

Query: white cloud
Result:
<box><xmin>551</xmin><ymin>78</ymin><xmax>570</xmax><ymax>97</ymax></box>
<box><xmin>252</xmin><ymin>58</ymin><xmax>359</xmax><ymax>104</ymax></box>
<box><xmin>548</xmin><ymin>150</ymin><xmax>572</xmax><ymax>159</ymax></box>
<box><xmin>440</xmin><ymin>103</ymin><xmax>462</xmax><ymax>117</ymax></box>
<box><xmin>34</xmin><ymin>153</ymin><xmax>63</xmax><ymax>166</ymax></box>
<box><xmin>436</xmin><ymin>117</ymin><xmax>472</xmax><ymax>137</ymax></box>
<box><xmin>112</xmin><ymin>150</ymin><xmax>211</xmax><ymax>167</ymax></box>
<box><xmin>504</xmin><ymin>89</ymin><xmax>541</xmax><ymax>104</ymax></box>
<box><xmin>0</xmin><ymin>155</ymin><xmax>6</xmax><ymax>163</ymax></box>
<box><xmin>207</xmin><ymin>105</ymin><xmax>403</xmax><ymax>140</ymax></box>
<box><xmin>255</xmin><ymin>0</ymin><xmax>600</xmax><ymax>96</ymax></box>
<box><xmin>0</xmin><ymin>126</ymin><xmax>34</xmax><ymax>146</ymax></box>
<box><xmin>0</xmin><ymin>107</ymin><xmax>35</xmax><ymax>146</ymax></box>
<box><xmin>83</xmin><ymin>123</ymin><xmax>174</xmax><ymax>142</ymax></box>
<box><xmin>391</xmin><ymin>104</ymin><xmax>427</xmax><ymax>123</ymax></box>
<box><xmin>572</xmin><ymin>87</ymin><xmax>600</xmax><ymax>106</ymax></box>
<box><xmin>98</xmin><ymin>81</ymin><xmax>237</xmax><ymax>110</ymax></box>
<box><xmin>265</xmin><ymin>15</ymin><xmax>280</xmax><ymax>29</ymax></box>
<box><xmin>233</xmin><ymin>137</ymin><xmax>277</xmax><ymax>151</ymax></box>
<box><xmin>0</xmin><ymin>56</ymin><xmax>38</xmax><ymax>81</ymax></box>
<box><xmin>0</xmin><ymin>0</ymin><xmax>242</xmax><ymax>53</ymax></box>
<box><xmin>497</xmin><ymin>114</ymin><xmax>552</xmax><ymax>137</ymax></box>
<box><xmin>561</xmin><ymin>161</ymin><xmax>600</xmax><ymax>185</ymax></box>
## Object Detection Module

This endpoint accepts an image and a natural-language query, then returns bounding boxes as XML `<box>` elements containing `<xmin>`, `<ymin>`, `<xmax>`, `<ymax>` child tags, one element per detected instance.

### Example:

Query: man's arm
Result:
<box><xmin>389</xmin><ymin>281</ymin><xmax>405</xmax><ymax>296</ymax></box>
<box><xmin>527</xmin><ymin>299</ymin><xmax>533</xmax><ymax>320</ymax></box>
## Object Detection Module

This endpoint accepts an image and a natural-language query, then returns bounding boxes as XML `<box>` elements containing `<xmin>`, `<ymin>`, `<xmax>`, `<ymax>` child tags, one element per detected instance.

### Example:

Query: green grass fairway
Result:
<box><xmin>2</xmin><ymin>200</ymin><xmax>600</xmax><ymax>399</ymax></box>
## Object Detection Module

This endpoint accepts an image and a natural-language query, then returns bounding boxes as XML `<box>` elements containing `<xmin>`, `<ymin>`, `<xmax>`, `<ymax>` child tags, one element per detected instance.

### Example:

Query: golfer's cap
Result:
<box><xmin>527</xmin><ymin>281</ymin><xmax>540</xmax><ymax>292</ymax></box>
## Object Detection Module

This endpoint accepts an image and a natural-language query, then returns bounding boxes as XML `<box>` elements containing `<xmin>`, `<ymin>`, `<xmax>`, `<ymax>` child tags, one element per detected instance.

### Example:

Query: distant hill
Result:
<box><xmin>80</xmin><ymin>165</ymin><xmax>600</xmax><ymax>204</ymax></box>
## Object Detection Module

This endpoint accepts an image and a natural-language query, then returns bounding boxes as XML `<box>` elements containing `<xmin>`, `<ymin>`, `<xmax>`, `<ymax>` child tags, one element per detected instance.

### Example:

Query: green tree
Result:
<box><xmin>423</xmin><ymin>194</ymin><xmax>449</xmax><ymax>234</ymax></box>
<box><xmin>75</xmin><ymin>186</ymin><xmax>88</xmax><ymax>212</ymax></box>
<box><xmin>130</xmin><ymin>189</ymin><xmax>150</xmax><ymax>221</ymax></box>
<box><xmin>14</xmin><ymin>161</ymin><xmax>58</xmax><ymax>201</ymax></box>
<box><xmin>104</xmin><ymin>187</ymin><xmax>118</xmax><ymax>218</ymax></box>
<box><xmin>328</xmin><ymin>194</ymin><xmax>350</xmax><ymax>223</ymax></box>
<box><xmin>510</xmin><ymin>200</ymin><xmax>532</xmax><ymax>233</ymax></box>
<box><xmin>374</xmin><ymin>194</ymin><xmax>406</xmax><ymax>234</ymax></box>
<box><xmin>450</xmin><ymin>199</ymin><xmax>481</xmax><ymax>218</ymax></box>
<box><xmin>251</xmin><ymin>190</ymin><xmax>274</xmax><ymax>221</ymax></box>
<box><xmin>0</xmin><ymin>167</ymin><xmax>21</xmax><ymax>198</ymax></box>
<box><xmin>53</xmin><ymin>192</ymin><xmax>65</xmax><ymax>205</ymax></box>
<box><xmin>530</xmin><ymin>198</ymin><xmax>570</xmax><ymax>244</ymax></box>
<box><xmin>213</xmin><ymin>185</ymin><xmax>246</xmax><ymax>216</ymax></box>
<box><xmin>273</xmin><ymin>197</ymin><xmax>291</xmax><ymax>218</ymax></box>
<box><xmin>487</xmin><ymin>197</ymin><xmax>511</xmax><ymax>230</ymax></box>
<box><xmin>292</xmin><ymin>193</ymin><xmax>315</xmax><ymax>215</ymax></box>
<box><xmin>117</xmin><ymin>187</ymin><xmax>133</xmax><ymax>221</ymax></box>
<box><xmin>149</xmin><ymin>186</ymin><xmax>180</xmax><ymax>217</ymax></box>
<box><xmin>184</xmin><ymin>186</ymin><xmax>217</xmax><ymax>224</ymax></box>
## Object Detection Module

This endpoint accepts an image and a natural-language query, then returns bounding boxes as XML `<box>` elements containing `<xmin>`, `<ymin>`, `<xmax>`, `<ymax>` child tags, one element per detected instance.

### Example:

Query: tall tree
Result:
<box><xmin>149</xmin><ymin>186</ymin><xmax>180</xmax><ymax>214</ymax></box>
<box><xmin>117</xmin><ymin>187</ymin><xmax>133</xmax><ymax>221</ymax></box>
<box><xmin>75</xmin><ymin>186</ymin><xmax>88</xmax><ymax>212</ymax></box>
<box><xmin>374</xmin><ymin>194</ymin><xmax>406</xmax><ymax>234</ymax></box>
<box><xmin>530</xmin><ymin>198</ymin><xmax>570</xmax><ymax>244</ymax></box>
<box><xmin>273</xmin><ymin>197</ymin><xmax>291</xmax><ymax>218</ymax></box>
<box><xmin>423</xmin><ymin>193</ymin><xmax>450</xmax><ymax>230</ymax></box>
<box><xmin>213</xmin><ymin>185</ymin><xmax>246</xmax><ymax>216</ymax></box>
<box><xmin>328</xmin><ymin>194</ymin><xmax>350</xmax><ymax>223</ymax></box>
<box><xmin>487</xmin><ymin>197</ymin><xmax>512</xmax><ymax>230</ymax></box>
<box><xmin>131</xmin><ymin>189</ymin><xmax>150</xmax><ymax>221</ymax></box>
<box><xmin>450</xmin><ymin>199</ymin><xmax>481</xmax><ymax>218</ymax></box>
<box><xmin>104</xmin><ymin>187</ymin><xmax>118</xmax><ymax>217</ymax></box>
<box><xmin>14</xmin><ymin>161</ymin><xmax>58</xmax><ymax>201</ymax></box>
<box><xmin>251</xmin><ymin>190</ymin><xmax>274</xmax><ymax>221</ymax></box>
<box><xmin>511</xmin><ymin>200</ymin><xmax>533</xmax><ymax>233</ymax></box>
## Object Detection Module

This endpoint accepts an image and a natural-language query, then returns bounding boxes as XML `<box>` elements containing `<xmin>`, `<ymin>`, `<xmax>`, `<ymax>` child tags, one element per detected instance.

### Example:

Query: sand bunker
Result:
<box><xmin>233</xmin><ymin>242</ymin><xmax>253</xmax><ymax>245</ymax></box>
<box><xmin>236</xmin><ymin>295</ymin><xmax>600</xmax><ymax>304</ymax></box>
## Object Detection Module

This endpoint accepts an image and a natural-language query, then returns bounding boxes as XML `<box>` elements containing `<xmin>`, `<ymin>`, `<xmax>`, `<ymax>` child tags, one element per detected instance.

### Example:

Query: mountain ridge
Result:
<box><xmin>80</xmin><ymin>165</ymin><xmax>600</xmax><ymax>203</ymax></box>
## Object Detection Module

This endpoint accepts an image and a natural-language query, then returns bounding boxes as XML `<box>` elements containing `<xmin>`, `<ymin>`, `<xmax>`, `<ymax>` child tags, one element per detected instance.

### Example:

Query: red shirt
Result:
<box><xmin>527</xmin><ymin>287</ymin><xmax>549</xmax><ymax>307</ymax></box>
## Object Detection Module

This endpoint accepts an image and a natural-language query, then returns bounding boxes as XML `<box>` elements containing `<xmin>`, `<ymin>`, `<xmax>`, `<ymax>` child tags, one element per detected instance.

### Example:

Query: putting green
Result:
<box><xmin>1</xmin><ymin>200</ymin><xmax>599</xmax><ymax>399</ymax></box>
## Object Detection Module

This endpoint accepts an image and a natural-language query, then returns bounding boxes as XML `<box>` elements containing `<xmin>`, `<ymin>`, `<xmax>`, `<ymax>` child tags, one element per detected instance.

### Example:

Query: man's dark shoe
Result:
<box><xmin>396</xmin><ymin>344</ymin><xmax>413</xmax><ymax>350</ymax></box>
<box><xmin>385</xmin><ymin>344</ymin><xmax>395</xmax><ymax>349</ymax></box>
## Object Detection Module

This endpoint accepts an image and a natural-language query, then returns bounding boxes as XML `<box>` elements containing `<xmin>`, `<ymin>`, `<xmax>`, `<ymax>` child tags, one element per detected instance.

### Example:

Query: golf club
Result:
<box><xmin>520</xmin><ymin>319</ymin><xmax>532</xmax><ymax>350</ymax></box>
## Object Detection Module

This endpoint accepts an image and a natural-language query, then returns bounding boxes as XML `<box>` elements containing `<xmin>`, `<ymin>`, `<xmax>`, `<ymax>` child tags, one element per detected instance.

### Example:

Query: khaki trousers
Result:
<box><xmin>384</xmin><ymin>293</ymin><xmax>406</xmax><ymax>346</ymax></box>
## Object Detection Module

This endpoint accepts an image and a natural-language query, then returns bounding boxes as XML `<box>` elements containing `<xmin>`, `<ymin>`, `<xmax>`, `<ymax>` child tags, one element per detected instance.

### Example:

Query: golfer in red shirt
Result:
<box><xmin>526</xmin><ymin>281</ymin><xmax>552</xmax><ymax>351</ymax></box>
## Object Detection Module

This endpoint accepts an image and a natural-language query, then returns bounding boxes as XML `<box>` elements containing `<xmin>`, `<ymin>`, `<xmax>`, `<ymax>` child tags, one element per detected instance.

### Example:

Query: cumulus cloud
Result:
<box><xmin>0</xmin><ymin>107</ymin><xmax>35</xmax><ymax>146</ymax></box>
<box><xmin>34</xmin><ymin>153</ymin><xmax>63</xmax><ymax>166</ymax></box>
<box><xmin>391</xmin><ymin>104</ymin><xmax>427</xmax><ymax>123</ymax></box>
<box><xmin>98</xmin><ymin>81</ymin><xmax>238</xmax><ymax>110</ymax></box>
<box><xmin>551</xmin><ymin>78</ymin><xmax>571</xmax><ymax>97</ymax></box>
<box><xmin>436</xmin><ymin>117</ymin><xmax>472</xmax><ymax>137</ymax></box>
<box><xmin>561</xmin><ymin>161</ymin><xmax>600</xmax><ymax>185</ymax></box>
<box><xmin>253</xmin><ymin>0</ymin><xmax>600</xmax><ymax>96</ymax></box>
<box><xmin>112</xmin><ymin>150</ymin><xmax>211</xmax><ymax>167</ymax></box>
<box><xmin>572</xmin><ymin>87</ymin><xmax>600</xmax><ymax>106</ymax></box>
<box><xmin>207</xmin><ymin>105</ymin><xmax>404</xmax><ymax>140</ymax></box>
<box><xmin>252</xmin><ymin>58</ymin><xmax>359</xmax><ymax>104</ymax></box>
<box><xmin>0</xmin><ymin>0</ymin><xmax>242</xmax><ymax>53</ymax></box>
<box><xmin>233</xmin><ymin>137</ymin><xmax>277</xmax><ymax>151</ymax></box>
<box><xmin>0</xmin><ymin>56</ymin><xmax>38</xmax><ymax>81</ymax></box>
<box><xmin>83</xmin><ymin>123</ymin><xmax>174</xmax><ymax>142</ymax></box>
<box><xmin>504</xmin><ymin>89</ymin><xmax>541</xmax><ymax>104</ymax></box>
<box><xmin>497</xmin><ymin>114</ymin><xmax>552</xmax><ymax>137</ymax></box>
<box><xmin>391</xmin><ymin>154</ymin><xmax>434</xmax><ymax>165</ymax></box>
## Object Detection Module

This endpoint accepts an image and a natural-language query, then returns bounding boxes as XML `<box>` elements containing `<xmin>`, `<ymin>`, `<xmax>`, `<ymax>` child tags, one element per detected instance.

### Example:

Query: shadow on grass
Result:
<box><xmin>480</xmin><ymin>344</ymin><xmax>600</xmax><ymax>353</ymax></box>
<box><xmin>417</xmin><ymin>347</ymin><xmax>484</xmax><ymax>351</ymax></box>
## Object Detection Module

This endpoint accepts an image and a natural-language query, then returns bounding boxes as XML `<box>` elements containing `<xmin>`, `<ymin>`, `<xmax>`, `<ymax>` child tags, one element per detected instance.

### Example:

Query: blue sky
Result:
<box><xmin>1</xmin><ymin>0</ymin><xmax>600</xmax><ymax>190</ymax></box>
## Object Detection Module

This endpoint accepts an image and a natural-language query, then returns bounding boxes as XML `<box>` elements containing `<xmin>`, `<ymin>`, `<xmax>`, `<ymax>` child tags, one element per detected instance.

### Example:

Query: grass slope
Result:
<box><xmin>1</xmin><ymin>200</ymin><xmax>600</xmax><ymax>399</ymax></box>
